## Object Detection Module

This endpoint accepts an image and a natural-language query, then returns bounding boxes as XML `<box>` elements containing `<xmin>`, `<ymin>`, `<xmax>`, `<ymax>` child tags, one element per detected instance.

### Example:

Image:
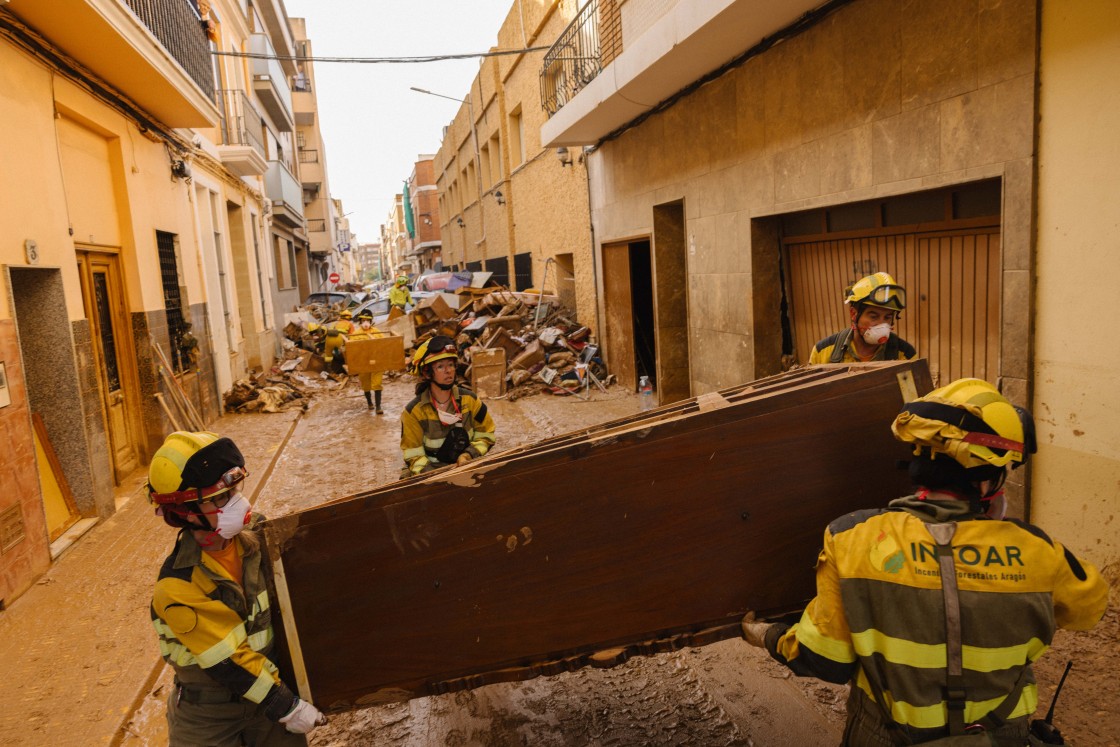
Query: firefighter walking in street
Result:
<box><xmin>740</xmin><ymin>379</ymin><xmax>1108</xmax><ymax>746</ymax></box>
<box><xmin>148</xmin><ymin>431</ymin><xmax>327</xmax><ymax>746</ymax></box>
<box><xmin>809</xmin><ymin>271</ymin><xmax>917</xmax><ymax>364</ymax></box>
<box><xmin>389</xmin><ymin>274</ymin><xmax>413</xmax><ymax>312</ymax></box>
<box><xmin>400</xmin><ymin>334</ymin><xmax>495</xmax><ymax>477</ymax></box>
<box><xmin>350</xmin><ymin>309</ymin><xmax>386</xmax><ymax>413</ymax></box>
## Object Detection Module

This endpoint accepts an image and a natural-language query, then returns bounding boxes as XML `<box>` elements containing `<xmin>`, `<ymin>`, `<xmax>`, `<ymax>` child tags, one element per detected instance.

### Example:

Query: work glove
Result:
<box><xmin>456</xmin><ymin>452</ymin><xmax>473</xmax><ymax>466</ymax></box>
<box><xmin>279</xmin><ymin>698</ymin><xmax>327</xmax><ymax>734</ymax></box>
<box><xmin>740</xmin><ymin>611</ymin><xmax>771</xmax><ymax>649</ymax></box>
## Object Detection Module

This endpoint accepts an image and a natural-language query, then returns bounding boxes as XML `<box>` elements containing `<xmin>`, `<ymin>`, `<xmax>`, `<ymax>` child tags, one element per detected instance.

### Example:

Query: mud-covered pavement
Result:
<box><xmin>119</xmin><ymin>374</ymin><xmax>1119</xmax><ymax>746</ymax></box>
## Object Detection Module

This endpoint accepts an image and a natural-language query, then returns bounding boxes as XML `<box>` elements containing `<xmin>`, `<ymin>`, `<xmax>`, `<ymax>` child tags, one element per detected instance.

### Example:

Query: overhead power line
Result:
<box><xmin>211</xmin><ymin>47</ymin><xmax>550</xmax><ymax>64</ymax></box>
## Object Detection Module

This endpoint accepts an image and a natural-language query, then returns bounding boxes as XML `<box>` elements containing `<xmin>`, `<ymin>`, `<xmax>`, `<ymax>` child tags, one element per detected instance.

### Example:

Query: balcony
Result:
<box><xmin>265</xmin><ymin>160</ymin><xmax>304</xmax><ymax>228</ymax></box>
<box><xmin>250</xmin><ymin>34</ymin><xmax>294</xmax><ymax>132</ymax></box>
<box><xmin>216</xmin><ymin>90</ymin><xmax>267</xmax><ymax>177</ymax></box>
<box><xmin>540</xmin><ymin>0</ymin><xmax>821</xmax><ymax>146</ymax></box>
<box><xmin>9</xmin><ymin>0</ymin><xmax>219</xmax><ymax>127</ymax></box>
<box><xmin>307</xmin><ymin>219</ymin><xmax>326</xmax><ymax>232</ymax></box>
<box><xmin>299</xmin><ymin>150</ymin><xmax>323</xmax><ymax>193</ymax></box>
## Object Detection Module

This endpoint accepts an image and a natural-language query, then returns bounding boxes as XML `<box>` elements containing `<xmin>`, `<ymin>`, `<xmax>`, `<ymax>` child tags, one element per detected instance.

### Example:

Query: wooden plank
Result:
<box><xmin>264</xmin><ymin>360</ymin><xmax>934</xmax><ymax>712</ymax></box>
<box><xmin>346</xmin><ymin>336</ymin><xmax>405</xmax><ymax>375</ymax></box>
<box><xmin>32</xmin><ymin>413</ymin><xmax>80</xmax><ymax>542</ymax></box>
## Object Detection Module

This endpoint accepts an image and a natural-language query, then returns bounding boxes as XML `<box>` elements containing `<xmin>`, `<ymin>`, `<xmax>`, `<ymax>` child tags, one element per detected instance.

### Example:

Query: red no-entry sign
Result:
<box><xmin>329</xmin><ymin>272</ymin><xmax>340</xmax><ymax>284</ymax></box>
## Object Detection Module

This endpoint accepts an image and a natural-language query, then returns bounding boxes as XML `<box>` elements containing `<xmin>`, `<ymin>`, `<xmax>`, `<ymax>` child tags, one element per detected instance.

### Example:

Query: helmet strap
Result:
<box><xmin>432</xmin><ymin>379</ymin><xmax>454</xmax><ymax>391</ymax></box>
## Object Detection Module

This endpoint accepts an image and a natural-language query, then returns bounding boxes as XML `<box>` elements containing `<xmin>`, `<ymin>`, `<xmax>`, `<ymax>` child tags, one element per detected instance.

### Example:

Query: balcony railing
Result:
<box><xmin>216</xmin><ymin>89</ymin><xmax>265</xmax><ymax>155</ymax></box>
<box><xmin>541</xmin><ymin>0</ymin><xmax>614</xmax><ymax>116</ymax></box>
<box><xmin>250</xmin><ymin>33</ymin><xmax>294</xmax><ymax>130</ymax></box>
<box><xmin>123</xmin><ymin>0</ymin><xmax>215</xmax><ymax>100</ymax></box>
<box><xmin>266</xmin><ymin>160</ymin><xmax>304</xmax><ymax>224</ymax></box>
<box><xmin>307</xmin><ymin>219</ymin><xmax>326</xmax><ymax>232</ymax></box>
<box><xmin>298</xmin><ymin>148</ymin><xmax>319</xmax><ymax>163</ymax></box>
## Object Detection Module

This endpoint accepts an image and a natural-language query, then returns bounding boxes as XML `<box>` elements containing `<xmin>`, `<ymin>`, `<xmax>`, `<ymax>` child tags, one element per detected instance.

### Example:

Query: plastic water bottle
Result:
<box><xmin>639</xmin><ymin>376</ymin><xmax>654</xmax><ymax>411</ymax></box>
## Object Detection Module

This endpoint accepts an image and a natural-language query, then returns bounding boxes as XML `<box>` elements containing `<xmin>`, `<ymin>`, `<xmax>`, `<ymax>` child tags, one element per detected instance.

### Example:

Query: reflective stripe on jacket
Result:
<box><xmin>400</xmin><ymin>386</ymin><xmax>496</xmax><ymax>474</ymax></box>
<box><xmin>765</xmin><ymin>496</ymin><xmax>1108</xmax><ymax>739</ymax></box>
<box><xmin>808</xmin><ymin>328</ymin><xmax>916</xmax><ymax>364</ymax></box>
<box><xmin>150</xmin><ymin>516</ymin><xmax>297</xmax><ymax>721</ymax></box>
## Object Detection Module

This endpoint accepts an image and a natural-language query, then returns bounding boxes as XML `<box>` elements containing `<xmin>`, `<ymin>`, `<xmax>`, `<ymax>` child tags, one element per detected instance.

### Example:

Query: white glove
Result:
<box><xmin>740</xmin><ymin>611</ymin><xmax>771</xmax><ymax>649</ymax></box>
<box><xmin>279</xmin><ymin>698</ymin><xmax>327</xmax><ymax>734</ymax></box>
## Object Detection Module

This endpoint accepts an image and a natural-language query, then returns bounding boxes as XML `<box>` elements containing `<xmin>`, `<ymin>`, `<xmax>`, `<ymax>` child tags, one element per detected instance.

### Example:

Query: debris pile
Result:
<box><xmin>402</xmin><ymin>287</ymin><xmax>611</xmax><ymax>402</ymax></box>
<box><xmin>222</xmin><ymin>274</ymin><xmax>611</xmax><ymax>412</ymax></box>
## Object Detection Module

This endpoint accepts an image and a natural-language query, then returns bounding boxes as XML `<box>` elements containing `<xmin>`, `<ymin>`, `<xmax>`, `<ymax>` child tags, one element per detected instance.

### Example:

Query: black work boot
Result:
<box><xmin>364</xmin><ymin>391</ymin><xmax>373</xmax><ymax>410</ymax></box>
<box><xmin>375</xmin><ymin>390</ymin><xmax>384</xmax><ymax>415</ymax></box>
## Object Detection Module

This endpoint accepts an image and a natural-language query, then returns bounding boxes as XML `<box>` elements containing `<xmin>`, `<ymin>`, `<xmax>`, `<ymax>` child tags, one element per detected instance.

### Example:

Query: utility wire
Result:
<box><xmin>211</xmin><ymin>47</ymin><xmax>550</xmax><ymax>64</ymax></box>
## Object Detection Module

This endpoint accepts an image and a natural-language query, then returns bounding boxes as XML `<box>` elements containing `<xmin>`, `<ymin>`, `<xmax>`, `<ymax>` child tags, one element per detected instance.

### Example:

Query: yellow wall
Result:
<box><xmin>0</xmin><ymin>44</ymin><xmax>82</xmax><ymax>320</ymax></box>
<box><xmin>1033</xmin><ymin>0</ymin><xmax>1120</xmax><ymax>571</ymax></box>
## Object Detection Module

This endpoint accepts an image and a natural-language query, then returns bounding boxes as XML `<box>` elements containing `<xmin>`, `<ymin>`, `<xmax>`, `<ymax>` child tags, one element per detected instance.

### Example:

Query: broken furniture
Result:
<box><xmin>263</xmin><ymin>360</ymin><xmax>933</xmax><ymax>712</ymax></box>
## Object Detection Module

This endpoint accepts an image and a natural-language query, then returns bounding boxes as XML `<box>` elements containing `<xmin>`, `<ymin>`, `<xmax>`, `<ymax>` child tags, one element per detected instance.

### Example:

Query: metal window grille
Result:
<box><xmin>157</xmin><ymin>230</ymin><xmax>189</xmax><ymax>372</ymax></box>
<box><xmin>513</xmin><ymin>252</ymin><xmax>533</xmax><ymax>292</ymax></box>
<box><xmin>484</xmin><ymin>256</ymin><xmax>510</xmax><ymax>288</ymax></box>
<box><xmin>93</xmin><ymin>274</ymin><xmax>122</xmax><ymax>391</ymax></box>
<box><xmin>123</xmin><ymin>0</ymin><xmax>214</xmax><ymax>100</ymax></box>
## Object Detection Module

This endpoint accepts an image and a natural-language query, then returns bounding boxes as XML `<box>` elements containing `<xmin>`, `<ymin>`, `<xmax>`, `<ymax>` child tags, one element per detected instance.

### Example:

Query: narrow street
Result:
<box><xmin>112</xmin><ymin>375</ymin><xmax>843</xmax><ymax>746</ymax></box>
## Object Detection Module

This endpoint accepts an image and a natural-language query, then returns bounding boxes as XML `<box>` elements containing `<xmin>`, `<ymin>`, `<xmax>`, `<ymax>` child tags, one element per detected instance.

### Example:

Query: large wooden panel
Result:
<box><xmin>785</xmin><ymin>231</ymin><xmax>1000</xmax><ymax>385</ymax></box>
<box><xmin>265</xmin><ymin>360</ymin><xmax>933</xmax><ymax>712</ymax></box>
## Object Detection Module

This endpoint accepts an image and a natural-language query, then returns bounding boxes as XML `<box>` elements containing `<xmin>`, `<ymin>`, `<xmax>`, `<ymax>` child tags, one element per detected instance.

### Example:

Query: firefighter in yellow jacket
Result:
<box><xmin>148</xmin><ymin>431</ymin><xmax>327</xmax><ymax>745</ymax></box>
<box><xmin>350</xmin><ymin>310</ymin><xmax>386</xmax><ymax>413</ymax></box>
<box><xmin>740</xmin><ymin>379</ymin><xmax>1108</xmax><ymax>745</ymax></box>
<box><xmin>809</xmin><ymin>272</ymin><xmax>916</xmax><ymax>364</ymax></box>
<box><xmin>322</xmin><ymin>309</ymin><xmax>354</xmax><ymax>371</ymax></box>
<box><xmin>400</xmin><ymin>335</ymin><xmax>496</xmax><ymax>476</ymax></box>
<box><xmin>388</xmin><ymin>275</ymin><xmax>413</xmax><ymax>311</ymax></box>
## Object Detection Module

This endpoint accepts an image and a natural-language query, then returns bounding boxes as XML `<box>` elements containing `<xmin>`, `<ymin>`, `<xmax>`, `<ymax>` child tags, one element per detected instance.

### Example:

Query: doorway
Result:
<box><xmin>76</xmin><ymin>250</ymin><xmax>141</xmax><ymax>484</ymax></box>
<box><xmin>602</xmin><ymin>239</ymin><xmax>654</xmax><ymax>391</ymax></box>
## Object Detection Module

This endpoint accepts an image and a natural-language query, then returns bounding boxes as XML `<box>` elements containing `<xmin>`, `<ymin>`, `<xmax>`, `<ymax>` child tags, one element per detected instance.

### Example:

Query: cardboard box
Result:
<box><xmin>511</xmin><ymin>339</ymin><xmax>544</xmax><ymax>371</ymax></box>
<box><xmin>415</xmin><ymin>294</ymin><xmax>454</xmax><ymax>321</ymax></box>
<box><xmin>346</xmin><ymin>335</ymin><xmax>406</xmax><ymax>375</ymax></box>
<box><xmin>471</xmin><ymin>348</ymin><xmax>506</xmax><ymax>398</ymax></box>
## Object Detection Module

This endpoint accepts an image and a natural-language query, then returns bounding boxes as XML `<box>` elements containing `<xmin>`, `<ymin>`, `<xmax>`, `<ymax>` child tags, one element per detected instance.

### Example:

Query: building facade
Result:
<box><xmin>0</xmin><ymin>0</ymin><xmax>346</xmax><ymax>605</ymax></box>
<box><xmin>404</xmin><ymin>156</ymin><xmax>442</xmax><ymax>272</ymax></box>
<box><xmin>539</xmin><ymin>0</ymin><xmax>1119</xmax><ymax>568</ymax></box>
<box><xmin>434</xmin><ymin>0</ymin><xmax>593</xmax><ymax>317</ymax></box>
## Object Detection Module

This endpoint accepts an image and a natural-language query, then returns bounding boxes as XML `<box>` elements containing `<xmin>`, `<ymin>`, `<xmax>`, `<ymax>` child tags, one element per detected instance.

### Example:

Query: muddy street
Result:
<box><xmin>116</xmin><ymin>374</ymin><xmax>1120</xmax><ymax>746</ymax></box>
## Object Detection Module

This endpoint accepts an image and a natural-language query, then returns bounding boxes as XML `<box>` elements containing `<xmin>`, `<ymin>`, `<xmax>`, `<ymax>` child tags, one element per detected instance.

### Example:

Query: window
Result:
<box><xmin>210</xmin><ymin>193</ymin><xmax>234</xmax><ymax>343</ymax></box>
<box><xmin>489</xmin><ymin>134</ymin><xmax>502</xmax><ymax>185</ymax></box>
<box><xmin>509</xmin><ymin>106</ymin><xmax>524</xmax><ymax>166</ymax></box>
<box><xmin>156</xmin><ymin>230</ymin><xmax>190</xmax><ymax>372</ymax></box>
<box><xmin>479</xmin><ymin>142</ymin><xmax>492</xmax><ymax>189</ymax></box>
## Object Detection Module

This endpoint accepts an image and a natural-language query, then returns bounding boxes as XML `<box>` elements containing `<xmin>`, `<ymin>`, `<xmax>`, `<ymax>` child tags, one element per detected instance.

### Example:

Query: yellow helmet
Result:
<box><xmin>148</xmin><ymin>431</ymin><xmax>248</xmax><ymax>505</ymax></box>
<box><xmin>845</xmin><ymin>272</ymin><xmax>906</xmax><ymax>311</ymax></box>
<box><xmin>396</xmin><ymin>275</ymin><xmax>409</xmax><ymax>286</ymax></box>
<box><xmin>340</xmin><ymin>309</ymin><xmax>353</xmax><ymax>319</ymax></box>
<box><xmin>892</xmin><ymin>378</ymin><xmax>1036</xmax><ymax>470</ymax></box>
<box><xmin>408</xmin><ymin>335</ymin><xmax>457</xmax><ymax>376</ymax></box>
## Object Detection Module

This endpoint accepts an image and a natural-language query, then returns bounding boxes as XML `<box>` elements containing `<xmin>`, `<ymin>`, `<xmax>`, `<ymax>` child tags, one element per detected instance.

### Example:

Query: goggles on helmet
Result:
<box><xmin>862</xmin><ymin>284</ymin><xmax>906</xmax><ymax>311</ymax></box>
<box><xmin>148</xmin><ymin>466</ymin><xmax>250</xmax><ymax>506</ymax></box>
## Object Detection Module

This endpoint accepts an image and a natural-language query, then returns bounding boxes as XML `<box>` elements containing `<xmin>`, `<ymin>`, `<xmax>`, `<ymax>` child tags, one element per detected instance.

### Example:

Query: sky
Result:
<box><xmin>282</xmin><ymin>0</ymin><xmax>516</xmax><ymax>246</ymax></box>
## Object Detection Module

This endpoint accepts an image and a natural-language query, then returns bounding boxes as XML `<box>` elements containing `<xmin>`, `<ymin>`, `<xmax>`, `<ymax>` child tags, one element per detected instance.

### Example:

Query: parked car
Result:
<box><xmin>414</xmin><ymin>272</ymin><xmax>453</xmax><ymax>292</ymax></box>
<box><xmin>302</xmin><ymin>291</ymin><xmax>352</xmax><ymax>307</ymax></box>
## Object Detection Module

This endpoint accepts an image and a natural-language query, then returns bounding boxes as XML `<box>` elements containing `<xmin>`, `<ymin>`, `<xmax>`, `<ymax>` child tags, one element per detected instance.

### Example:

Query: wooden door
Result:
<box><xmin>77</xmin><ymin>251</ymin><xmax>139</xmax><ymax>482</ymax></box>
<box><xmin>784</xmin><ymin>229</ymin><xmax>1001</xmax><ymax>386</ymax></box>
<box><xmin>601</xmin><ymin>242</ymin><xmax>636</xmax><ymax>389</ymax></box>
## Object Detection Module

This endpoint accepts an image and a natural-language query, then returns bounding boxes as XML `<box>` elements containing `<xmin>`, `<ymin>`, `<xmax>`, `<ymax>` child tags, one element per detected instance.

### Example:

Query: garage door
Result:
<box><xmin>785</xmin><ymin>229</ymin><xmax>1001</xmax><ymax>387</ymax></box>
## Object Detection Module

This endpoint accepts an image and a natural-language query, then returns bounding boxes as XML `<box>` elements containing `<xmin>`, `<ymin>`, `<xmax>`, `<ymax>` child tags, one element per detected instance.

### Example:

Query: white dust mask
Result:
<box><xmin>214</xmin><ymin>493</ymin><xmax>251</xmax><ymax>539</ymax></box>
<box><xmin>437</xmin><ymin>408</ymin><xmax>462</xmax><ymax>426</ymax></box>
<box><xmin>861</xmin><ymin>323</ymin><xmax>892</xmax><ymax>346</ymax></box>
